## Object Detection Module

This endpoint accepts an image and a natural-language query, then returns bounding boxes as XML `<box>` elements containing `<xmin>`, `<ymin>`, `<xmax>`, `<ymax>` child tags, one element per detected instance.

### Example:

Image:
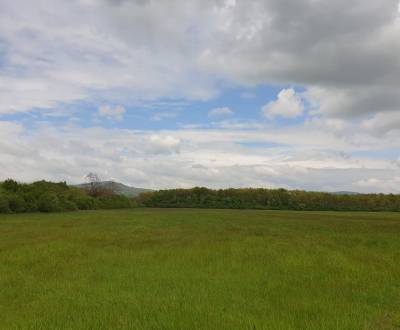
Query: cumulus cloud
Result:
<box><xmin>208</xmin><ymin>107</ymin><xmax>234</xmax><ymax>117</ymax></box>
<box><xmin>199</xmin><ymin>0</ymin><xmax>400</xmax><ymax>120</ymax></box>
<box><xmin>1</xmin><ymin>0</ymin><xmax>399</xmax><ymax>118</ymax></box>
<box><xmin>98</xmin><ymin>105</ymin><xmax>125</xmax><ymax>120</ymax></box>
<box><xmin>262</xmin><ymin>89</ymin><xmax>304</xmax><ymax>119</ymax></box>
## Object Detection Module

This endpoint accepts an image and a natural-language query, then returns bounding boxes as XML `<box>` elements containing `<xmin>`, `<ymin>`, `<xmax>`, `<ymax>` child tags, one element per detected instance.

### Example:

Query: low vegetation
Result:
<box><xmin>1</xmin><ymin>209</ymin><xmax>399</xmax><ymax>329</ymax></box>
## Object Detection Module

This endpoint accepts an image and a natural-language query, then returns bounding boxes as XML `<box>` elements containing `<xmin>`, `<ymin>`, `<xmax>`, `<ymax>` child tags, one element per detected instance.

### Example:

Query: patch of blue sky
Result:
<box><xmin>143</xmin><ymin>83</ymin><xmax>307</xmax><ymax>130</ymax></box>
<box><xmin>0</xmin><ymin>101</ymin><xmax>95</xmax><ymax>131</ymax></box>
<box><xmin>2</xmin><ymin>83</ymin><xmax>309</xmax><ymax>132</ymax></box>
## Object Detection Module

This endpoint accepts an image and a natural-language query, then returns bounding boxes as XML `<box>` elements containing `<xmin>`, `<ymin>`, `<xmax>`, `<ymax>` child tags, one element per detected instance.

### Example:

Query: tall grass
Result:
<box><xmin>1</xmin><ymin>209</ymin><xmax>399</xmax><ymax>329</ymax></box>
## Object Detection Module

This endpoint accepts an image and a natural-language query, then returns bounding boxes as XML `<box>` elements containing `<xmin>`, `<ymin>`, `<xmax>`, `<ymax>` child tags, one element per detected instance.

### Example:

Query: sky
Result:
<box><xmin>1</xmin><ymin>0</ymin><xmax>400</xmax><ymax>193</ymax></box>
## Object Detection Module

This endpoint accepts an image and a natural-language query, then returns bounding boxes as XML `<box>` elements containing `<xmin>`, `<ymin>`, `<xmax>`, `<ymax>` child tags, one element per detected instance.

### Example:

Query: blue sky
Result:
<box><xmin>2</xmin><ymin>84</ymin><xmax>289</xmax><ymax>131</ymax></box>
<box><xmin>0</xmin><ymin>0</ymin><xmax>400</xmax><ymax>192</ymax></box>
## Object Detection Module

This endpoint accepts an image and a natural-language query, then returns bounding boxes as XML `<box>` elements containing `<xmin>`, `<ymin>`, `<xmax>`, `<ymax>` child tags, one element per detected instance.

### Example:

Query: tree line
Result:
<box><xmin>136</xmin><ymin>187</ymin><xmax>400</xmax><ymax>212</ymax></box>
<box><xmin>0</xmin><ymin>179</ymin><xmax>135</xmax><ymax>213</ymax></box>
<box><xmin>1</xmin><ymin>180</ymin><xmax>400</xmax><ymax>213</ymax></box>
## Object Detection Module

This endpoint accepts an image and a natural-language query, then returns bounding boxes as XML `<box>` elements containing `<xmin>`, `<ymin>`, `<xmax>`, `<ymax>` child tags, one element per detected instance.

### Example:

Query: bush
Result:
<box><xmin>60</xmin><ymin>200</ymin><xmax>78</xmax><ymax>211</ymax></box>
<box><xmin>75</xmin><ymin>195</ymin><xmax>97</xmax><ymax>210</ymax></box>
<box><xmin>38</xmin><ymin>192</ymin><xmax>61</xmax><ymax>212</ymax></box>
<box><xmin>7</xmin><ymin>193</ymin><xmax>26</xmax><ymax>213</ymax></box>
<box><xmin>0</xmin><ymin>194</ymin><xmax>10</xmax><ymax>213</ymax></box>
<box><xmin>97</xmin><ymin>195</ymin><xmax>133</xmax><ymax>209</ymax></box>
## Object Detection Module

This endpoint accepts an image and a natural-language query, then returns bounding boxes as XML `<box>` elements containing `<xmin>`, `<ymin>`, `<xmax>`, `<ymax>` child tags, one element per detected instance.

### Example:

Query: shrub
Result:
<box><xmin>7</xmin><ymin>193</ymin><xmax>26</xmax><ymax>213</ymax></box>
<box><xmin>0</xmin><ymin>194</ymin><xmax>10</xmax><ymax>213</ymax></box>
<box><xmin>97</xmin><ymin>195</ymin><xmax>133</xmax><ymax>209</ymax></box>
<box><xmin>60</xmin><ymin>200</ymin><xmax>78</xmax><ymax>211</ymax></box>
<box><xmin>38</xmin><ymin>192</ymin><xmax>61</xmax><ymax>212</ymax></box>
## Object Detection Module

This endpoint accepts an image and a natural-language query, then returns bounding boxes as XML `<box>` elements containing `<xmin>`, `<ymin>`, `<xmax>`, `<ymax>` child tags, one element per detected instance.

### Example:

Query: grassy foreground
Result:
<box><xmin>1</xmin><ymin>209</ymin><xmax>399</xmax><ymax>329</ymax></box>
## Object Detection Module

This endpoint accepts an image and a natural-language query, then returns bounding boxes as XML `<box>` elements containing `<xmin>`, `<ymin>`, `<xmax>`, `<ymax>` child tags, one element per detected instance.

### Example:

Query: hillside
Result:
<box><xmin>74</xmin><ymin>181</ymin><xmax>152</xmax><ymax>197</ymax></box>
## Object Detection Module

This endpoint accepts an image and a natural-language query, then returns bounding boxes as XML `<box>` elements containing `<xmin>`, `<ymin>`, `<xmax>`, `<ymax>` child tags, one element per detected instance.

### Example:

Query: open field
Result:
<box><xmin>1</xmin><ymin>209</ymin><xmax>399</xmax><ymax>329</ymax></box>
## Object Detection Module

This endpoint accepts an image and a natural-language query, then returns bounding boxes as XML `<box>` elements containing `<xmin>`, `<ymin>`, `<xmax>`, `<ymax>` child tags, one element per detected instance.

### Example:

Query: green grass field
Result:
<box><xmin>1</xmin><ymin>209</ymin><xmax>399</xmax><ymax>329</ymax></box>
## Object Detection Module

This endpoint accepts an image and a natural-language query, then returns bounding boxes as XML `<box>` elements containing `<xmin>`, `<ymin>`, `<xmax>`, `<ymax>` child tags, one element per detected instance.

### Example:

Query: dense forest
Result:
<box><xmin>0</xmin><ymin>179</ymin><xmax>135</xmax><ymax>213</ymax></box>
<box><xmin>1</xmin><ymin>180</ymin><xmax>400</xmax><ymax>213</ymax></box>
<box><xmin>137</xmin><ymin>187</ymin><xmax>400</xmax><ymax>212</ymax></box>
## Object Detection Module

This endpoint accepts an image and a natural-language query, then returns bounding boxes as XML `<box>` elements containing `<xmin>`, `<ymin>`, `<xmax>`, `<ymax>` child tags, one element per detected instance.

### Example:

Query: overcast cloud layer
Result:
<box><xmin>0</xmin><ymin>0</ymin><xmax>400</xmax><ymax>192</ymax></box>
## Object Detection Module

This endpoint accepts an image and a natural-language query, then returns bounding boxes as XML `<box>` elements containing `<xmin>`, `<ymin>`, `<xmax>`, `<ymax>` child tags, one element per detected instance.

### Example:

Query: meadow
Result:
<box><xmin>1</xmin><ymin>209</ymin><xmax>399</xmax><ymax>329</ymax></box>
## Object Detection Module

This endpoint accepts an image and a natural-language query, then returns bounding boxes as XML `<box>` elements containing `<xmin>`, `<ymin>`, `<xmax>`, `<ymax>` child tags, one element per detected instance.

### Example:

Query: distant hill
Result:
<box><xmin>330</xmin><ymin>191</ymin><xmax>361</xmax><ymax>196</ymax></box>
<box><xmin>74</xmin><ymin>181</ymin><xmax>152</xmax><ymax>197</ymax></box>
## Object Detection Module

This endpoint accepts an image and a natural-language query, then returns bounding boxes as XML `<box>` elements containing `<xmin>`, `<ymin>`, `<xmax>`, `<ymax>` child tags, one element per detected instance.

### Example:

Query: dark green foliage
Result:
<box><xmin>137</xmin><ymin>187</ymin><xmax>400</xmax><ymax>212</ymax></box>
<box><xmin>2</xmin><ymin>179</ymin><xmax>19</xmax><ymax>193</ymax></box>
<box><xmin>38</xmin><ymin>192</ymin><xmax>61</xmax><ymax>212</ymax></box>
<box><xmin>2</xmin><ymin>179</ymin><xmax>400</xmax><ymax>214</ymax></box>
<box><xmin>7</xmin><ymin>193</ymin><xmax>26</xmax><ymax>213</ymax></box>
<box><xmin>97</xmin><ymin>195</ymin><xmax>134</xmax><ymax>209</ymax></box>
<box><xmin>0</xmin><ymin>179</ymin><xmax>137</xmax><ymax>213</ymax></box>
<box><xmin>0</xmin><ymin>193</ymin><xmax>10</xmax><ymax>213</ymax></box>
<box><xmin>68</xmin><ymin>188</ymin><xmax>98</xmax><ymax>210</ymax></box>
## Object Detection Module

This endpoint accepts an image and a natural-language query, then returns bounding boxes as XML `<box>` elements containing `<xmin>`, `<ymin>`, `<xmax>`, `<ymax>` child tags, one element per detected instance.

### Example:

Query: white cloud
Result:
<box><xmin>0</xmin><ymin>121</ymin><xmax>24</xmax><ymax>136</ymax></box>
<box><xmin>1</xmin><ymin>0</ymin><xmax>398</xmax><ymax>119</ymax></box>
<box><xmin>355</xmin><ymin>178</ymin><xmax>382</xmax><ymax>189</ymax></box>
<box><xmin>262</xmin><ymin>89</ymin><xmax>304</xmax><ymax>119</ymax></box>
<box><xmin>148</xmin><ymin>135</ymin><xmax>181</xmax><ymax>154</ymax></box>
<box><xmin>0</xmin><ymin>0</ymin><xmax>219</xmax><ymax>115</ymax></box>
<box><xmin>199</xmin><ymin>0</ymin><xmax>400</xmax><ymax>120</ymax></box>
<box><xmin>151</xmin><ymin>111</ymin><xmax>178</xmax><ymax>121</ymax></box>
<box><xmin>0</xmin><ymin>120</ymin><xmax>399</xmax><ymax>192</ymax></box>
<box><xmin>208</xmin><ymin>107</ymin><xmax>234</xmax><ymax>117</ymax></box>
<box><xmin>361</xmin><ymin>111</ymin><xmax>400</xmax><ymax>135</ymax></box>
<box><xmin>355</xmin><ymin>177</ymin><xmax>400</xmax><ymax>193</ymax></box>
<box><xmin>98</xmin><ymin>105</ymin><xmax>125</xmax><ymax>121</ymax></box>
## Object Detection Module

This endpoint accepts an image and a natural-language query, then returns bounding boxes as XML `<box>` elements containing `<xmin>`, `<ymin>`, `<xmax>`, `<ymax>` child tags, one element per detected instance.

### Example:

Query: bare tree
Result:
<box><xmin>85</xmin><ymin>172</ymin><xmax>101</xmax><ymax>197</ymax></box>
<box><xmin>86</xmin><ymin>172</ymin><xmax>100</xmax><ymax>189</ymax></box>
<box><xmin>84</xmin><ymin>172</ymin><xmax>114</xmax><ymax>197</ymax></box>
